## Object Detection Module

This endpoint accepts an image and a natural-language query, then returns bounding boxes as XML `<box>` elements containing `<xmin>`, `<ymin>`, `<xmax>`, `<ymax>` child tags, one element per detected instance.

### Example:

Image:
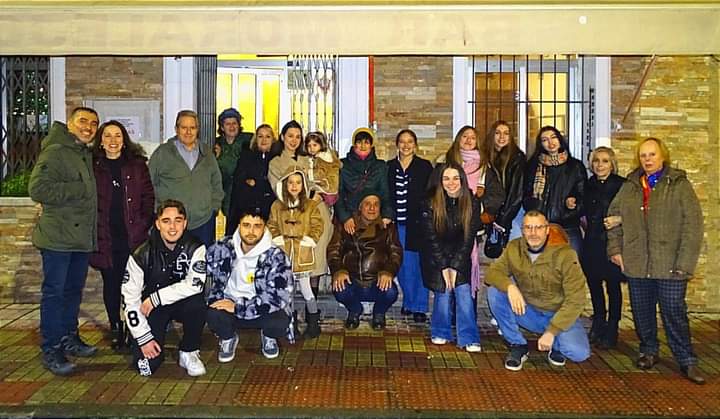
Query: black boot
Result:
<box><xmin>304</xmin><ymin>309</ymin><xmax>322</xmax><ymax>339</ymax></box>
<box><xmin>598</xmin><ymin>321</ymin><xmax>618</xmax><ymax>349</ymax></box>
<box><xmin>588</xmin><ymin>318</ymin><xmax>607</xmax><ymax>345</ymax></box>
<box><xmin>110</xmin><ymin>322</ymin><xmax>125</xmax><ymax>352</ymax></box>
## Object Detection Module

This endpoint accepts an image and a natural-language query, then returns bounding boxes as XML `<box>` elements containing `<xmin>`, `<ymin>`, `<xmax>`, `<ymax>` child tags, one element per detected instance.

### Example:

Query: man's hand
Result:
<box><xmin>377</xmin><ymin>272</ymin><xmax>393</xmax><ymax>291</ymax></box>
<box><xmin>441</xmin><ymin>268</ymin><xmax>457</xmax><ymax>290</ymax></box>
<box><xmin>140</xmin><ymin>298</ymin><xmax>154</xmax><ymax>317</ymax></box>
<box><xmin>210</xmin><ymin>299</ymin><xmax>235</xmax><ymax>313</ymax></box>
<box><xmin>343</xmin><ymin>218</ymin><xmax>356</xmax><ymax>235</ymax></box>
<box><xmin>566</xmin><ymin>197</ymin><xmax>577</xmax><ymax>210</ymax></box>
<box><xmin>141</xmin><ymin>339</ymin><xmax>162</xmax><ymax>359</ymax></box>
<box><xmin>332</xmin><ymin>272</ymin><xmax>351</xmax><ymax>292</ymax></box>
<box><xmin>507</xmin><ymin>284</ymin><xmax>526</xmax><ymax>316</ymax></box>
<box><xmin>610</xmin><ymin>254</ymin><xmax>625</xmax><ymax>272</ymax></box>
<box><xmin>537</xmin><ymin>331</ymin><xmax>555</xmax><ymax>352</ymax></box>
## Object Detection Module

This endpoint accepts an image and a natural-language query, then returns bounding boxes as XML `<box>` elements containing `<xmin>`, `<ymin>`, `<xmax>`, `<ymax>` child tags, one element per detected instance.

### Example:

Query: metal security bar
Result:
<box><xmin>0</xmin><ymin>56</ymin><xmax>50</xmax><ymax>194</ymax></box>
<box><xmin>195</xmin><ymin>56</ymin><xmax>218</xmax><ymax>146</ymax></box>
<box><xmin>287</xmin><ymin>54</ymin><xmax>338</xmax><ymax>150</ymax></box>
<box><xmin>470</xmin><ymin>55</ymin><xmax>594</xmax><ymax>159</ymax></box>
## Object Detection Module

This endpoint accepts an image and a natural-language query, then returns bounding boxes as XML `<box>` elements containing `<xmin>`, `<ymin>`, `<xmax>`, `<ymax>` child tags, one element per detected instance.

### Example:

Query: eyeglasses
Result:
<box><xmin>522</xmin><ymin>224</ymin><xmax>549</xmax><ymax>232</ymax></box>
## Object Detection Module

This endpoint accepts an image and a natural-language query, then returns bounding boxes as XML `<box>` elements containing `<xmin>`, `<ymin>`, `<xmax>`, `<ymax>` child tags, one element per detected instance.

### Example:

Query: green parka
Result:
<box><xmin>606</xmin><ymin>166</ymin><xmax>703</xmax><ymax>280</ymax></box>
<box><xmin>215</xmin><ymin>133</ymin><xmax>253</xmax><ymax>216</ymax></box>
<box><xmin>29</xmin><ymin>122</ymin><xmax>97</xmax><ymax>252</ymax></box>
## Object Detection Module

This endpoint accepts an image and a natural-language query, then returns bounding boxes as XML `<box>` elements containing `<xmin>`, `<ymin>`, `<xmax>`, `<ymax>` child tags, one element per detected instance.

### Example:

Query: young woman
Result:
<box><xmin>523</xmin><ymin>125</ymin><xmax>586</xmax><ymax>254</ymax></box>
<box><xmin>268</xmin><ymin>167</ymin><xmax>324</xmax><ymax>338</ymax></box>
<box><xmin>89</xmin><ymin>120</ymin><xmax>154</xmax><ymax>351</ymax></box>
<box><xmin>581</xmin><ymin>147</ymin><xmax>625</xmax><ymax>348</ymax></box>
<box><xmin>387</xmin><ymin>129</ymin><xmax>433</xmax><ymax>322</ymax></box>
<box><xmin>226</xmin><ymin>124</ymin><xmax>282</xmax><ymax>236</ymax></box>
<box><xmin>486</xmin><ymin>121</ymin><xmax>526</xmax><ymax>242</ymax></box>
<box><xmin>419</xmin><ymin>163</ymin><xmax>482</xmax><ymax>352</ymax></box>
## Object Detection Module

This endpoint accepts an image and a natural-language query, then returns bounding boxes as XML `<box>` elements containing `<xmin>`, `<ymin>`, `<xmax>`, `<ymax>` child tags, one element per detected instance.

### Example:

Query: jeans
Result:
<box><xmin>487</xmin><ymin>286</ymin><xmax>590</xmax><ymax>362</ymax></box>
<box><xmin>334</xmin><ymin>281</ymin><xmax>399</xmax><ymax>316</ymax></box>
<box><xmin>431</xmin><ymin>283</ymin><xmax>480</xmax><ymax>347</ymax></box>
<box><xmin>207</xmin><ymin>308</ymin><xmax>290</xmax><ymax>341</ymax></box>
<box><xmin>189</xmin><ymin>213</ymin><xmax>216</xmax><ymax>248</ymax></box>
<box><xmin>40</xmin><ymin>250</ymin><xmax>90</xmax><ymax>351</ymax></box>
<box><xmin>397</xmin><ymin>225</ymin><xmax>429</xmax><ymax>313</ymax></box>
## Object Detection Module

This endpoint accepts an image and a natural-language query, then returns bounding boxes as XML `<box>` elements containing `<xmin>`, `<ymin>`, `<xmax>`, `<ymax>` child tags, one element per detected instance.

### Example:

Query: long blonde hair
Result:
<box><xmin>430</xmin><ymin>163</ymin><xmax>473</xmax><ymax>239</ymax></box>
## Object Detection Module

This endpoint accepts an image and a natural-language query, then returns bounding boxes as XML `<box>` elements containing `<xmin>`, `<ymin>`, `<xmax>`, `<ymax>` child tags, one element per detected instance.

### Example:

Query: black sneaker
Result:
<box><xmin>548</xmin><ymin>350</ymin><xmax>566</xmax><ymax>367</ymax></box>
<box><xmin>60</xmin><ymin>333</ymin><xmax>98</xmax><ymax>358</ymax></box>
<box><xmin>504</xmin><ymin>344</ymin><xmax>529</xmax><ymax>371</ymax></box>
<box><xmin>42</xmin><ymin>346</ymin><xmax>76</xmax><ymax>376</ymax></box>
<box><xmin>345</xmin><ymin>312</ymin><xmax>360</xmax><ymax>330</ymax></box>
<box><xmin>412</xmin><ymin>312</ymin><xmax>427</xmax><ymax>323</ymax></box>
<box><xmin>371</xmin><ymin>313</ymin><xmax>386</xmax><ymax>330</ymax></box>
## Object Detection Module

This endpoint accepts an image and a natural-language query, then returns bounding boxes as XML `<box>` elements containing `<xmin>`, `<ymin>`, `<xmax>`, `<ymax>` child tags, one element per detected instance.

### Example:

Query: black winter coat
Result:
<box><xmin>493</xmin><ymin>150</ymin><xmax>526</xmax><ymax>231</ymax></box>
<box><xmin>226</xmin><ymin>141</ymin><xmax>282</xmax><ymax>236</ymax></box>
<box><xmin>387</xmin><ymin>156</ymin><xmax>433</xmax><ymax>251</ymax></box>
<box><xmin>480</xmin><ymin>166</ymin><xmax>506</xmax><ymax>218</ymax></box>
<box><xmin>419</xmin><ymin>195</ymin><xmax>481</xmax><ymax>292</ymax></box>
<box><xmin>523</xmin><ymin>156</ymin><xmax>587</xmax><ymax>228</ymax></box>
<box><xmin>581</xmin><ymin>173</ymin><xmax>625</xmax><ymax>278</ymax></box>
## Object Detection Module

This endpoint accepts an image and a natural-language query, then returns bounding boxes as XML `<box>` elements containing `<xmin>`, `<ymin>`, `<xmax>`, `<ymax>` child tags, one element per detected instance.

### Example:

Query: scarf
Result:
<box><xmin>460</xmin><ymin>149</ymin><xmax>481</xmax><ymax>193</ymax></box>
<box><xmin>354</xmin><ymin>148</ymin><xmax>370</xmax><ymax>160</ymax></box>
<box><xmin>640</xmin><ymin>167</ymin><xmax>664</xmax><ymax>215</ymax></box>
<box><xmin>532</xmin><ymin>150</ymin><xmax>569</xmax><ymax>199</ymax></box>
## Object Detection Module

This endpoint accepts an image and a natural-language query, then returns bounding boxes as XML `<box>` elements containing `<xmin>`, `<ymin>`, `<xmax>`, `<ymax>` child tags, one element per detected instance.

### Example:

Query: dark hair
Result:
<box><xmin>530</xmin><ymin>125</ymin><xmax>571</xmax><ymax>161</ymax></box>
<box><xmin>305</xmin><ymin>131</ymin><xmax>329</xmax><ymax>153</ymax></box>
<box><xmin>486</xmin><ymin>120</ymin><xmax>519</xmax><ymax>176</ymax></box>
<box><xmin>280</xmin><ymin>120</ymin><xmax>305</xmax><ymax>156</ymax></box>
<box><xmin>395</xmin><ymin>129</ymin><xmax>418</xmax><ymax>146</ymax></box>
<box><xmin>70</xmin><ymin>106</ymin><xmax>98</xmax><ymax>120</ymax></box>
<box><xmin>217</xmin><ymin>108</ymin><xmax>243</xmax><ymax>136</ymax></box>
<box><xmin>175</xmin><ymin>110</ymin><xmax>199</xmax><ymax>129</ymax></box>
<box><xmin>91</xmin><ymin>120</ymin><xmax>147</xmax><ymax>160</ymax></box>
<box><xmin>281</xmin><ymin>172</ymin><xmax>308</xmax><ymax>213</ymax></box>
<box><xmin>156</xmin><ymin>199</ymin><xmax>187</xmax><ymax>220</ymax></box>
<box><xmin>353</xmin><ymin>130</ymin><xmax>374</xmax><ymax>145</ymax></box>
<box><xmin>237</xmin><ymin>206</ymin><xmax>268</xmax><ymax>224</ymax></box>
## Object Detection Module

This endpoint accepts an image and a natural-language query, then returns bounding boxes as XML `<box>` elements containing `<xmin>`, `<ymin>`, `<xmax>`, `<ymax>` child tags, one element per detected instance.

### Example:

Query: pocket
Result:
<box><xmin>297</xmin><ymin>245</ymin><xmax>315</xmax><ymax>268</ymax></box>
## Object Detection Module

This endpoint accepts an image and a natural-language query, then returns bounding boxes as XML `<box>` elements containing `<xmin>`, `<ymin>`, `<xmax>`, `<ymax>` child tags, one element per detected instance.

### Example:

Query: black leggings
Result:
<box><xmin>100</xmin><ymin>250</ymin><xmax>131</xmax><ymax>324</ymax></box>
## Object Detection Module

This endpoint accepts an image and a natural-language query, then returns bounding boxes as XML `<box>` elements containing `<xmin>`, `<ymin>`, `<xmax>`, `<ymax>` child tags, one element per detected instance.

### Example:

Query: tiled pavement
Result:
<box><xmin>0</xmin><ymin>297</ymin><xmax>718</xmax><ymax>418</ymax></box>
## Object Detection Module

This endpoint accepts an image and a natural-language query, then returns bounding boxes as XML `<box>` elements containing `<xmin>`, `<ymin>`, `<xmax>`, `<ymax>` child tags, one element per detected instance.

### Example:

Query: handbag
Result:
<box><xmin>484</xmin><ymin>223</ymin><xmax>509</xmax><ymax>259</ymax></box>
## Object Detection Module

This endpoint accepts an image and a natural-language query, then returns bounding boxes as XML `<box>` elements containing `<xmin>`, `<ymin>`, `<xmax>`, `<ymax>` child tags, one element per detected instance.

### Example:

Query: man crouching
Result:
<box><xmin>206</xmin><ymin>207</ymin><xmax>294</xmax><ymax>362</ymax></box>
<box><xmin>122</xmin><ymin>199</ymin><xmax>208</xmax><ymax>377</ymax></box>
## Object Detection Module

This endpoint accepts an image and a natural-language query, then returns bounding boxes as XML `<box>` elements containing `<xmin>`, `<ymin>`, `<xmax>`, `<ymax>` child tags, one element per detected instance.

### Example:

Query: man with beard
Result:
<box><xmin>122</xmin><ymin>200</ymin><xmax>207</xmax><ymax>377</ymax></box>
<box><xmin>205</xmin><ymin>207</ymin><xmax>294</xmax><ymax>362</ymax></box>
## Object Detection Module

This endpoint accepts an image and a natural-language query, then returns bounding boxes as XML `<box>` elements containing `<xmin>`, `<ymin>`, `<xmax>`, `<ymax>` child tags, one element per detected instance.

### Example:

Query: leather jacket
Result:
<box><xmin>523</xmin><ymin>156</ymin><xmax>587</xmax><ymax>228</ymax></box>
<box><xmin>493</xmin><ymin>150</ymin><xmax>526</xmax><ymax>230</ymax></box>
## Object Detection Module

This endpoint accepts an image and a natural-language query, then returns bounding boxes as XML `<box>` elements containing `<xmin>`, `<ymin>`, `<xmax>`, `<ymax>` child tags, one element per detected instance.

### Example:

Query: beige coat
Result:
<box><xmin>308</xmin><ymin>150</ymin><xmax>341</xmax><ymax>196</ymax></box>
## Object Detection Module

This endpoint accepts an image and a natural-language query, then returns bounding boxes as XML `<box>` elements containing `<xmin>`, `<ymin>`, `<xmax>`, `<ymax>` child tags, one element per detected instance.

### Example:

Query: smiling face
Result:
<box><xmin>522</xmin><ymin>214</ymin><xmax>550</xmax><ymax>251</ymax></box>
<box><xmin>494</xmin><ymin>124</ymin><xmax>511</xmax><ymax>150</ymax></box>
<box><xmin>354</xmin><ymin>138</ymin><xmax>372</xmax><ymax>154</ymax></box>
<box><xmin>175</xmin><ymin>115</ymin><xmax>199</xmax><ymax>148</ymax></box>
<box><xmin>540</xmin><ymin>129</ymin><xmax>561</xmax><ymax>154</ymax></box>
<box><xmin>359</xmin><ymin>195</ymin><xmax>381</xmax><ymax>222</ymax></box>
<box><xmin>397</xmin><ymin>132</ymin><xmax>417</xmax><ymax>158</ymax></box>
<box><xmin>283</xmin><ymin>127</ymin><xmax>302</xmax><ymax>152</ymax></box>
<box><xmin>442</xmin><ymin>168</ymin><xmax>462</xmax><ymax>198</ymax></box>
<box><xmin>67</xmin><ymin>110</ymin><xmax>99</xmax><ymax>144</ymax></box>
<box><xmin>155</xmin><ymin>207</ymin><xmax>188</xmax><ymax>248</ymax></box>
<box><xmin>101</xmin><ymin>124</ymin><xmax>124</xmax><ymax>159</ymax></box>
<box><xmin>638</xmin><ymin>139</ymin><xmax>664</xmax><ymax>175</ymax></box>
<box><xmin>591</xmin><ymin>150</ymin><xmax>613</xmax><ymax>180</ymax></box>
<box><xmin>459</xmin><ymin>128</ymin><xmax>477</xmax><ymax>151</ymax></box>
<box><xmin>222</xmin><ymin>118</ymin><xmax>240</xmax><ymax>139</ymax></box>
<box><xmin>286</xmin><ymin>173</ymin><xmax>304</xmax><ymax>199</ymax></box>
<box><xmin>256</xmin><ymin>127</ymin><xmax>274</xmax><ymax>152</ymax></box>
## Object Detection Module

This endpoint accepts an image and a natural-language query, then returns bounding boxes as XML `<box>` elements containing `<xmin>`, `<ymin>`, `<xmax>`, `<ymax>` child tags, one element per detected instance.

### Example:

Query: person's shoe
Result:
<box><xmin>465</xmin><ymin>343</ymin><xmax>482</xmax><ymax>353</ymax></box>
<box><xmin>218</xmin><ymin>333</ymin><xmax>239</xmax><ymax>363</ymax></box>
<box><xmin>42</xmin><ymin>346</ymin><xmax>76</xmax><ymax>376</ymax></box>
<box><xmin>303</xmin><ymin>309</ymin><xmax>322</xmax><ymax>339</ymax></box>
<box><xmin>680</xmin><ymin>365</ymin><xmax>706</xmax><ymax>385</ymax></box>
<box><xmin>431</xmin><ymin>336</ymin><xmax>448</xmax><ymax>345</ymax></box>
<box><xmin>260</xmin><ymin>331</ymin><xmax>280</xmax><ymax>359</ymax></box>
<box><xmin>548</xmin><ymin>350</ymin><xmax>566</xmax><ymax>367</ymax></box>
<box><xmin>637</xmin><ymin>353</ymin><xmax>658</xmax><ymax>370</ymax></box>
<box><xmin>504</xmin><ymin>344</ymin><xmax>529</xmax><ymax>371</ymax></box>
<box><xmin>400</xmin><ymin>307</ymin><xmax>412</xmax><ymax>316</ymax></box>
<box><xmin>136</xmin><ymin>358</ymin><xmax>152</xmax><ymax>377</ymax></box>
<box><xmin>178</xmin><ymin>350</ymin><xmax>206</xmax><ymax>376</ymax></box>
<box><xmin>597</xmin><ymin>324</ymin><xmax>618</xmax><ymax>349</ymax></box>
<box><xmin>110</xmin><ymin>322</ymin><xmax>127</xmax><ymax>352</ymax></box>
<box><xmin>371</xmin><ymin>313</ymin><xmax>386</xmax><ymax>330</ymax></box>
<box><xmin>344</xmin><ymin>312</ymin><xmax>361</xmax><ymax>330</ymax></box>
<box><xmin>589</xmin><ymin>319</ymin><xmax>607</xmax><ymax>345</ymax></box>
<box><xmin>60</xmin><ymin>332</ymin><xmax>98</xmax><ymax>358</ymax></box>
<box><xmin>412</xmin><ymin>312</ymin><xmax>427</xmax><ymax>323</ymax></box>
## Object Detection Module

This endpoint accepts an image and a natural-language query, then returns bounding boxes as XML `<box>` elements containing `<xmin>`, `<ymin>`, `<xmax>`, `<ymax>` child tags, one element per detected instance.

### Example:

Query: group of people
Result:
<box><xmin>28</xmin><ymin>105</ymin><xmax>705</xmax><ymax>385</ymax></box>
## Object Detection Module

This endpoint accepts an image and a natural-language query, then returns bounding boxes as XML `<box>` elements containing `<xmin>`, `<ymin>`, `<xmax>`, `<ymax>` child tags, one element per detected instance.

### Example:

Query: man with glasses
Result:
<box><xmin>485</xmin><ymin>210</ymin><xmax>590</xmax><ymax>371</ymax></box>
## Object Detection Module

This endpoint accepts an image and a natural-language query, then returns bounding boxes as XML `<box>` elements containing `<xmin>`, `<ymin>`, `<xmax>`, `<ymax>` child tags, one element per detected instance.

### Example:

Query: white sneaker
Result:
<box><xmin>178</xmin><ymin>350</ymin><xmax>206</xmax><ymax>376</ymax></box>
<box><xmin>465</xmin><ymin>343</ymin><xmax>482</xmax><ymax>353</ymax></box>
<box><xmin>431</xmin><ymin>336</ymin><xmax>448</xmax><ymax>345</ymax></box>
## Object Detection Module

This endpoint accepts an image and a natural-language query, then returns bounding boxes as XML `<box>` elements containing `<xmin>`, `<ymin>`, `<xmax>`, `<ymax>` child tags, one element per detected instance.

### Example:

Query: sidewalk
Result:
<box><xmin>0</xmin><ymin>297</ymin><xmax>718</xmax><ymax>418</ymax></box>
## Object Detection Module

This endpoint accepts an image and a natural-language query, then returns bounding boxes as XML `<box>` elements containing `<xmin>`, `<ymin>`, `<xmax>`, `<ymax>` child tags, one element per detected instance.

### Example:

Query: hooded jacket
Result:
<box><xmin>267</xmin><ymin>167</ymin><xmax>324</xmax><ymax>273</ymax></box>
<box><xmin>606</xmin><ymin>166</ymin><xmax>703</xmax><ymax>280</ymax></box>
<box><xmin>337</xmin><ymin>147</ymin><xmax>393</xmax><ymax>223</ymax></box>
<box><xmin>148</xmin><ymin>137</ymin><xmax>224</xmax><ymax>230</ymax></box>
<box><xmin>206</xmin><ymin>228</ymin><xmax>295</xmax><ymax>342</ymax></box>
<box><xmin>308</xmin><ymin>149</ymin><xmax>341</xmax><ymax>197</ymax></box>
<box><xmin>29</xmin><ymin>121</ymin><xmax>97</xmax><ymax>252</ymax></box>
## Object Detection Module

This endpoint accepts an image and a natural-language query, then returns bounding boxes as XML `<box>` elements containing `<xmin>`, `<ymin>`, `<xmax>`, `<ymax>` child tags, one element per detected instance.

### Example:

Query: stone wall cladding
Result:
<box><xmin>611</xmin><ymin>56</ymin><xmax>719</xmax><ymax>312</ymax></box>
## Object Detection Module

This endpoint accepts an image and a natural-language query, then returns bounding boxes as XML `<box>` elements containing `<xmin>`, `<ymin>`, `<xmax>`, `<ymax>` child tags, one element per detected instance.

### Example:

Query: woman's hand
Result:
<box><xmin>604</xmin><ymin>215</ymin><xmax>622</xmax><ymax>230</ymax></box>
<box><xmin>441</xmin><ymin>268</ymin><xmax>457</xmax><ymax>290</ymax></box>
<box><xmin>214</xmin><ymin>143</ymin><xmax>221</xmax><ymax>158</ymax></box>
<box><xmin>610</xmin><ymin>254</ymin><xmax>625</xmax><ymax>272</ymax></box>
<box><xmin>565</xmin><ymin>197</ymin><xmax>577</xmax><ymax>210</ymax></box>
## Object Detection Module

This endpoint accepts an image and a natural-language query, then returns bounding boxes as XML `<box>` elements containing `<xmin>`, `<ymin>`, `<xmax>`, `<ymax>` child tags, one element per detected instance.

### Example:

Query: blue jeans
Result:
<box><xmin>334</xmin><ymin>281</ymin><xmax>399</xmax><ymax>316</ymax></box>
<box><xmin>397</xmin><ymin>225</ymin><xmax>429</xmax><ymax>313</ymax></box>
<box><xmin>188</xmin><ymin>213</ymin><xmax>216</xmax><ymax>248</ymax></box>
<box><xmin>487</xmin><ymin>286</ymin><xmax>590</xmax><ymax>362</ymax></box>
<box><xmin>431</xmin><ymin>283</ymin><xmax>480</xmax><ymax>347</ymax></box>
<box><xmin>40</xmin><ymin>250</ymin><xmax>90</xmax><ymax>351</ymax></box>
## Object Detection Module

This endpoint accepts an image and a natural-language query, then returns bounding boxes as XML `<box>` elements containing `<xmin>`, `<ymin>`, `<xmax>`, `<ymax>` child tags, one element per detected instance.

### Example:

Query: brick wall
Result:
<box><xmin>65</xmin><ymin>56</ymin><xmax>163</xmax><ymax>129</ymax></box>
<box><xmin>611</xmin><ymin>56</ymin><xmax>720</xmax><ymax>312</ymax></box>
<box><xmin>372</xmin><ymin>56</ymin><xmax>454</xmax><ymax>161</ymax></box>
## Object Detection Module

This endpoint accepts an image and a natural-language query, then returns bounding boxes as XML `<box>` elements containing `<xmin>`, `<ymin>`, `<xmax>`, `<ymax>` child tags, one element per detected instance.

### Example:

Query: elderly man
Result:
<box><xmin>328</xmin><ymin>193</ymin><xmax>402</xmax><ymax>330</ymax></box>
<box><xmin>486</xmin><ymin>210</ymin><xmax>590</xmax><ymax>371</ymax></box>
<box><xmin>149</xmin><ymin>110</ymin><xmax>223</xmax><ymax>247</ymax></box>
<box><xmin>29</xmin><ymin>107</ymin><xmax>100</xmax><ymax>376</ymax></box>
